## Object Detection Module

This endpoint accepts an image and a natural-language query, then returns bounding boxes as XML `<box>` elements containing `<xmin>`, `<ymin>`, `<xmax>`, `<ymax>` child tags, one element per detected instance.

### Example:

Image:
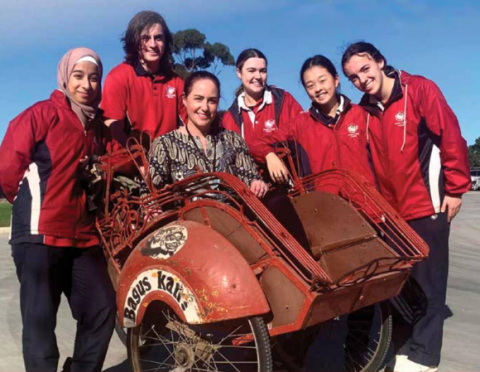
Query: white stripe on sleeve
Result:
<box><xmin>25</xmin><ymin>163</ymin><xmax>41</xmax><ymax>234</ymax></box>
<box><xmin>429</xmin><ymin>145</ymin><xmax>442</xmax><ymax>213</ymax></box>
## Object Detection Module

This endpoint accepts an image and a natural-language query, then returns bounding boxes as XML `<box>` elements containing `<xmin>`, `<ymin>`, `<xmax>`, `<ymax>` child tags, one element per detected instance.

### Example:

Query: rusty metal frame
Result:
<box><xmin>94</xmin><ymin>141</ymin><xmax>428</xmax><ymax>338</ymax></box>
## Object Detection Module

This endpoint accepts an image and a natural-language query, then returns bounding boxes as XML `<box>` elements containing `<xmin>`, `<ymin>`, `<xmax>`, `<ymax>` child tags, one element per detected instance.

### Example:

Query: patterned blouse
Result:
<box><xmin>148</xmin><ymin>128</ymin><xmax>262</xmax><ymax>190</ymax></box>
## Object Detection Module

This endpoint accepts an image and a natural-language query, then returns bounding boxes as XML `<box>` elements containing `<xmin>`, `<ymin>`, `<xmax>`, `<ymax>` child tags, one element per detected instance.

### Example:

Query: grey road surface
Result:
<box><xmin>0</xmin><ymin>192</ymin><xmax>479</xmax><ymax>371</ymax></box>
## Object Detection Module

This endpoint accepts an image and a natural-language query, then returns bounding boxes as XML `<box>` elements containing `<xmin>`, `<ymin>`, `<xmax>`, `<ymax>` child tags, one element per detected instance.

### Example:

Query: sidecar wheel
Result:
<box><xmin>127</xmin><ymin>306</ymin><xmax>272</xmax><ymax>372</ymax></box>
<box><xmin>273</xmin><ymin>301</ymin><xmax>392</xmax><ymax>372</ymax></box>
<box><xmin>345</xmin><ymin>301</ymin><xmax>392</xmax><ymax>372</ymax></box>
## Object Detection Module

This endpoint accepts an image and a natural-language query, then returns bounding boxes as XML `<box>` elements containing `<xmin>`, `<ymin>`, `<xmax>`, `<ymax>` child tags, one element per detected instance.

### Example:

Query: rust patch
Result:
<box><xmin>195</xmin><ymin>288</ymin><xmax>229</xmax><ymax>317</ymax></box>
<box><xmin>196</xmin><ymin>288</ymin><xmax>209</xmax><ymax>303</ymax></box>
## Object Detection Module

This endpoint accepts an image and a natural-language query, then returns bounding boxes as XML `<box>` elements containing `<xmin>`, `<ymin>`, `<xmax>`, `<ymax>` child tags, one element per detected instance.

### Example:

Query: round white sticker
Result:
<box><xmin>141</xmin><ymin>225</ymin><xmax>188</xmax><ymax>260</ymax></box>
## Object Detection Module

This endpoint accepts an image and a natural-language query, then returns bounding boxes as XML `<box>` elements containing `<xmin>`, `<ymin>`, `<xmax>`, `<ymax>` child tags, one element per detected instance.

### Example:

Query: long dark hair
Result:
<box><xmin>341</xmin><ymin>42</ymin><xmax>387</xmax><ymax>76</ymax></box>
<box><xmin>121</xmin><ymin>11</ymin><xmax>173</xmax><ymax>72</ymax></box>
<box><xmin>235</xmin><ymin>48</ymin><xmax>268</xmax><ymax>96</ymax></box>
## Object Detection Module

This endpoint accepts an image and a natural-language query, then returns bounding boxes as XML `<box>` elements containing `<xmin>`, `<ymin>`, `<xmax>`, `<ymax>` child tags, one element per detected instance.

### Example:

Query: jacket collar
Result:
<box><xmin>360</xmin><ymin>68</ymin><xmax>412</xmax><ymax>113</ymax></box>
<box><xmin>133</xmin><ymin>62</ymin><xmax>174</xmax><ymax>82</ymax></box>
<box><xmin>309</xmin><ymin>94</ymin><xmax>351</xmax><ymax>126</ymax></box>
<box><xmin>51</xmin><ymin>89</ymin><xmax>72</xmax><ymax>110</ymax></box>
<box><xmin>237</xmin><ymin>88</ymin><xmax>273</xmax><ymax>113</ymax></box>
<box><xmin>50</xmin><ymin>90</ymin><xmax>103</xmax><ymax>130</ymax></box>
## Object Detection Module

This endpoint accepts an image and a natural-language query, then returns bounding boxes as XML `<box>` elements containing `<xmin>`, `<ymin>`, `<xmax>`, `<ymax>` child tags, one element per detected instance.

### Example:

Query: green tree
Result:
<box><xmin>468</xmin><ymin>136</ymin><xmax>480</xmax><ymax>167</ymax></box>
<box><xmin>172</xmin><ymin>29</ymin><xmax>235</xmax><ymax>79</ymax></box>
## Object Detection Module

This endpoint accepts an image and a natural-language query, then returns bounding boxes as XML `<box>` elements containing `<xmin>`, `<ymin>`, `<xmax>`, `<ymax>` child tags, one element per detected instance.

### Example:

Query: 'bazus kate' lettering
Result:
<box><xmin>124</xmin><ymin>270</ymin><xmax>191</xmax><ymax>324</ymax></box>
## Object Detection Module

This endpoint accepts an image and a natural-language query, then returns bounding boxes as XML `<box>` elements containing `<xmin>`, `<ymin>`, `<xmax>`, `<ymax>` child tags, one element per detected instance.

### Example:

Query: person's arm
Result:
<box><xmin>104</xmin><ymin>119</ymin><xmax>128</xmax><ymax>148</ymax></box>
<box><xmin>260</xmin><ymin>92</ymin><xmax>303</xmax><ymax>183</ymax></box>
<box><xmin>0</xmin><ymin>105</ymin><xmax>51</xmax><ymax>203</ymax></box>
<box><xmin>230</xmin><ymin>133</ymin><xmax>268</xmax><ymax>198</ymax></box>
<box><xmin>419</xmin><ymin>78</ymin><xmax>471</xmax><ymax>221</ymax></box>
<box><xmin>250</xmin><ymin>116</ymin><xmax>302</xmax><ymax>183</ymax></box>
<box><xmin>101</xmin><ymin>71</ymin><xmax>129</xmax><ymax>148</ymax></box>
<box><xmin>148</xmin><ymin>137</ymin><xmax>171</xmax><ymax>190</ymax></box>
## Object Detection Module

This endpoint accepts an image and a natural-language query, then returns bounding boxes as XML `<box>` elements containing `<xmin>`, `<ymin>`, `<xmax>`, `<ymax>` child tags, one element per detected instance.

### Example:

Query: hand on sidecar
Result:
<box><xmin>250</xmin><ymin>179</ymin><xmax>269</xmax><ymax>199</ymax></box>
<box><xmin>266</xmin><ymin>152</ymin><xmax>290</xmax><ymax>184</ymax></box>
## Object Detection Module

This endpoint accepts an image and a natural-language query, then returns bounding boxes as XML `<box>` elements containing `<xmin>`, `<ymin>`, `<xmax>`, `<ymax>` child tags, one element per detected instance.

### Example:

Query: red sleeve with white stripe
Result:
<box><xmin>0</xmin><ymin>105</ymin><xmax>51</xmax><ymax>203</ymax></box>
<box><xmin>419</xmin><ymin>78</ymin><xmax>471</xmax><ymax>195</ymax></box>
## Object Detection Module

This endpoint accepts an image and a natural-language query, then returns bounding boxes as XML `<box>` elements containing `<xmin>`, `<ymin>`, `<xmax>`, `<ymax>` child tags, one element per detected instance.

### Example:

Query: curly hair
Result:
<box><xmin>121</xmin><ymin>11</ymin><xmax>173</xmax><ymax>72</ymax></box>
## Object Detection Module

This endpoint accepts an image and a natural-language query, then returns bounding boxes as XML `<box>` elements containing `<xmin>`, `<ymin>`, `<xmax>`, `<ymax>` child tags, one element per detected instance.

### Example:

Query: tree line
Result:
<box><xmin>468</xmin><ymin>137</ymin><xmax>480</xmax><ymax>168</ymax></box>
<box><xmin>172</xmin><ymin>28</ymin><xmax>234</xmax><ymax>79</ymax></box>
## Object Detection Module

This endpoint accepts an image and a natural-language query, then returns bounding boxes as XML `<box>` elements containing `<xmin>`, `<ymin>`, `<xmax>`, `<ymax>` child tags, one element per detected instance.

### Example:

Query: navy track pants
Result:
<box><xmin>11</xmin><ymin>243</ymin><xmax>116</xmax><ymax>372</ymax></box>
<box><xmin>394</xmin><ymin>212</ymin><xmax>450</xmax><ymax>366</ymax></box>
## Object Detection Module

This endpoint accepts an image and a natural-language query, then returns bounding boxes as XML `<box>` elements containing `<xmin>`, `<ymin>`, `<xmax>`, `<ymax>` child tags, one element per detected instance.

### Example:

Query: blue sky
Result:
<box><xmin>1</xmin><ymin>0</ymin><xmax>479</xmax><ymax>144</ymax></box>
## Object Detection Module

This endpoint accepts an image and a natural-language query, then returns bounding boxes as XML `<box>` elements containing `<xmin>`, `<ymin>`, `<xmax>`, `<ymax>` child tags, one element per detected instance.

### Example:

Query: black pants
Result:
<box><xmin>11</xmin><ymin>243</ymin><xmax>116</xmax><ymax>372</ymax></box>
<box><xmin>393</xmin><ymin>212</ymin><xmax>450</xmax><ymax>367</ymax></box>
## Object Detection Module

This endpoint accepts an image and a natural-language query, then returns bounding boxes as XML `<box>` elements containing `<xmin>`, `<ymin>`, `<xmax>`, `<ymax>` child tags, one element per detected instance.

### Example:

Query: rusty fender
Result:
<box><xmin>116</xmin><ymin>220</ymin><xmax>270</xmax><ymax>327</ymax></box>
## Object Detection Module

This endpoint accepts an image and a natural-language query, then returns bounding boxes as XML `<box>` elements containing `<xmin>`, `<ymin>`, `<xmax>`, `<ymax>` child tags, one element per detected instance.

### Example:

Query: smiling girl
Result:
<box><xmin>148</xmin><ymin>71</ymin><xmax>268</xmax><ymax>197</ymax></box>
<box><xmin>253</xmin><ymin>55</ymin><xmax>376</xmax><ymax>189</ymax></box>
<box><xmin>147</xmin><ymin>71</ymin><xmax>310</xmax><ymax>252</ymax></box>
<box><xmin>342</xmin><ymin>41</ymin><xmax>471</xmax><ymax>372</ymax></box>
<box><xmin>0</xmin><ymin>48</ymin><xmax>115</xmax><ymax>372</ymax></box>
<box><xmin>222</xmin><ymin>49</ymin><xmax>304</xmax><ymax>175</ymax></box>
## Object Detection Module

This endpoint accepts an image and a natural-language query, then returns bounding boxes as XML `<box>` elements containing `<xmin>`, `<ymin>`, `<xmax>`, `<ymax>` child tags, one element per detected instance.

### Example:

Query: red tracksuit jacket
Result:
<box><xmin>221</xmin><ymin>86</ymin><xmax>303</xmax><ymax>164</ymax></box>
<box><xmin>0</xmin><ymin>90</ymin><xmax>100</xmax><ymax>247</ymax></box>
<box><xmin>360</xmin><ymin>69</ymin><xmax>471</xmax><ymax>220</ymax></box>
<box><xmin>251</xmin><ymin>95</ymin><xmax>377</xmax><ymax>188</ymax></box>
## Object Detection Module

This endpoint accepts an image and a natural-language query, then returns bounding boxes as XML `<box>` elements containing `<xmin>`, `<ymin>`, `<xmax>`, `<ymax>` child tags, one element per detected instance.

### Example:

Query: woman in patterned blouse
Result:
<box><xmin>148</xmin><ymin>71</ymin><xmax>269</xmax><ymax>197</ymax></box>
<box><xmin>148</xmin><ymin>71</ymin><xmax>310</xmax><ymax>253</ymax></box>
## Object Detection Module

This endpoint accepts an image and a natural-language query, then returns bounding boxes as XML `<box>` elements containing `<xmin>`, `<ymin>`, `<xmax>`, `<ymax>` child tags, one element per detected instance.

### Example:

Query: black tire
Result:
<box><xmin>114</xmin><ymin>313</ymin><xmax>128</xmax><ymax>346</ymax></box>
<box><xmin>345</xmin><ymin>301</ymin><xmax>392</xmax><ymax>372</ymax></box>
<box><xmin>127</xmin><ymin>305</ymin><xmax>272</xmax><ymax>372</ymax></box>
<box><xmin>273</xmin><ymin>301</ymin><xmax>392</xmax><ymax>372</ymax></box>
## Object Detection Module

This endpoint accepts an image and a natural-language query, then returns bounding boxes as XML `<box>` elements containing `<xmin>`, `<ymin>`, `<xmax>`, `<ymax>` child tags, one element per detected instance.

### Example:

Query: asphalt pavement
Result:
<box><xmin>0</xmin><ymin>192</ymin><xmax>479</xmax><ymax>371</ymax></box>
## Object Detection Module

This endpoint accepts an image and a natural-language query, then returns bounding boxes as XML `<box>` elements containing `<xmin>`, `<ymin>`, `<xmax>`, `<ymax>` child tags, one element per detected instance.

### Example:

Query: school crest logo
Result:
<box><xmin>141</xmin><ymin>225</ymin><xmax>188</xmax><ymax>260</ymax></box>
<box><xmin>263</xmin><ymin>119</ymin><xmax>276</xmax><ymax>133</ymax></box>
<box><xmin>166</xmin><ymin>86</ymin><xmax>176</xmax><ymax>99</ymax></box>
<box><xmin>347</xmin><ymin>123</ymin><xmax>359</xmax><ymax>138</ymax></box>
<box><xmin>394</xmin><ymin>111</ymin><xmax>406</xmax><ymax>126</ymax></box>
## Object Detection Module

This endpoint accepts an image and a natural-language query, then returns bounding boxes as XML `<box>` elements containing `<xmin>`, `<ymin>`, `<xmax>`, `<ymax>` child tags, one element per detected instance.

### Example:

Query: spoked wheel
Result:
<box><xmin>273</xmin><ymin>301</ymin><xmax>392</xmax><ymax>372</ymax></box>
<box><xmin>344</xmin><ymin>301</ymin><xmax>392</xmax><ymax>372</ymax></box>
<box><xmin>127</xmin><ymin>305</ymin><xmax>272</xmax><ymax>372</ymax></box>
